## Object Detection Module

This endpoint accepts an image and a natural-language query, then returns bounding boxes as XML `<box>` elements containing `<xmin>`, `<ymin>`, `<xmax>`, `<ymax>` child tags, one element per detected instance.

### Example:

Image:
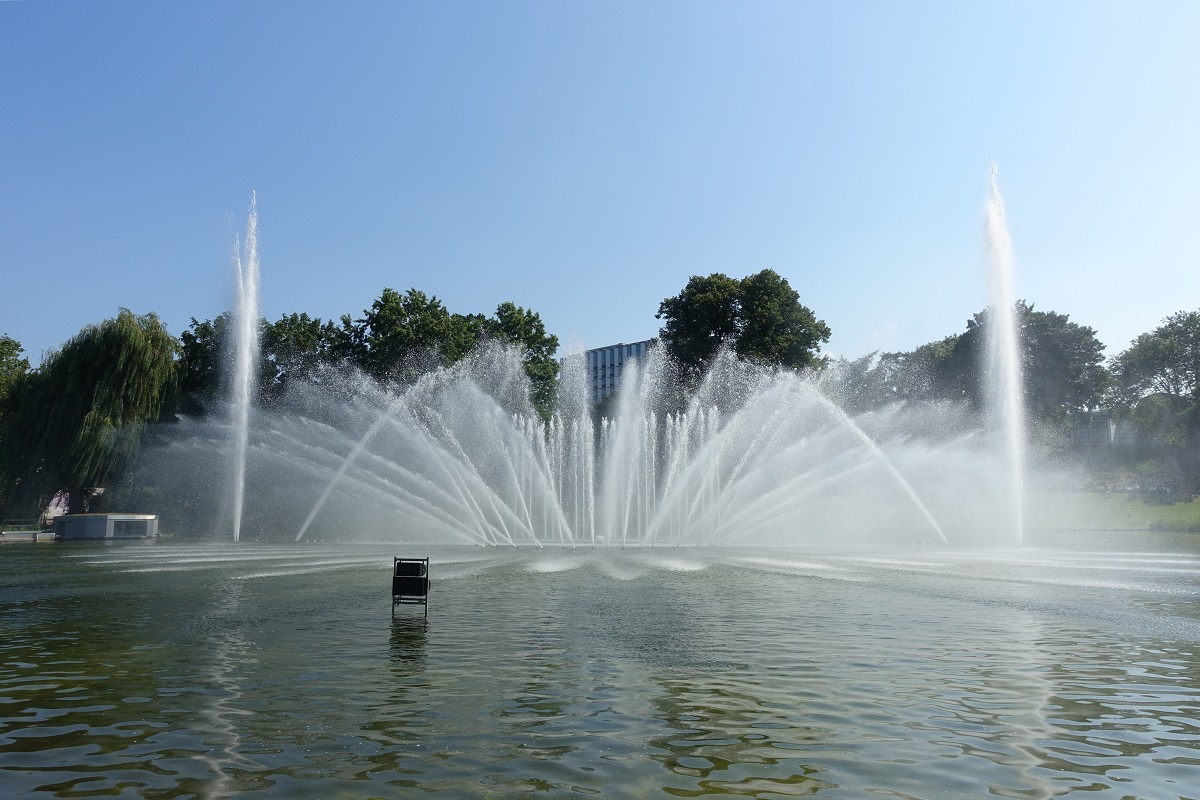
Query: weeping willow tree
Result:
<box><xmin>0</xmin><ymin>310</ymin><xmax>179</xmax><ymax>516</ymax></box>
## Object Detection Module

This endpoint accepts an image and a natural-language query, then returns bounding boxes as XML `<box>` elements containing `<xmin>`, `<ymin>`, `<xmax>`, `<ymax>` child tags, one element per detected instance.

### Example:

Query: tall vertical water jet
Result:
<box><xmin>984</xmin><ymin>166</ymin><xmax>1025</xmax><ymax>545</ymax></box>
<box><xmin>230</xmin><ymin>194</ymin><xmax>261</xmax><ymax>542</ymax></box>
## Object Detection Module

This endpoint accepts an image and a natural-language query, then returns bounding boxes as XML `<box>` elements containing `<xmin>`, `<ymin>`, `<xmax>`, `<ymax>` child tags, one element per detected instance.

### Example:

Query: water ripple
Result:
<box><xmin>0</xmin><ymin>544</ymin><xmax>1198</xmax><ymax>798</ymax></box>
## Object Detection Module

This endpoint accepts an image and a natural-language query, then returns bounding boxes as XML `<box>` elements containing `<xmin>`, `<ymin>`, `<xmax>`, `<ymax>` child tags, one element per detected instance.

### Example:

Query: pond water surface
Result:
<box><xmin>1</xmin><ymin>542</ymin><xmax>1199</xmax><ymax>798</ymax></box>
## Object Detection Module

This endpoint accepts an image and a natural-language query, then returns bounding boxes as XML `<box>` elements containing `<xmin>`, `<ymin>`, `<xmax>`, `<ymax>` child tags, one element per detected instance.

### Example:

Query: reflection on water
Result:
<box><xmin>0</xmin><ymin>543</ymin><xmax>1198</xmax><ymax>798</ymax></box>
<box><xmin>195</xmin><ymin>581</ymin><xmax>259</xmax><ymax>799</ymax></box>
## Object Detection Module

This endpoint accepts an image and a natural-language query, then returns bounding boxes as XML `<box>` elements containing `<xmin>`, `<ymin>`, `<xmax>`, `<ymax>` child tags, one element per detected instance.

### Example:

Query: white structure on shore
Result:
<box><xmin>54</xmin><ymin>514</ymin><xmax>159</xmax><ymax>540</ymax></box>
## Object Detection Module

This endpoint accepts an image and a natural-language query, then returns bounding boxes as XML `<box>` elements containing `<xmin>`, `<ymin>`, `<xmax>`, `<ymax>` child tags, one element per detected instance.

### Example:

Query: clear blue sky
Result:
<box><xmin>2</xmin><ymin>1</ymin><xmax>1197</xmax><ymax>366</ymax></box>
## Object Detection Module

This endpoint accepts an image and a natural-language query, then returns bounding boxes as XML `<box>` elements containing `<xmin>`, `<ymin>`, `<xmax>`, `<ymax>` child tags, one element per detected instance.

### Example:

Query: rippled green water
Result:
<box><xmin>2</xmin><ymin>543</ymin><xmax>1199</xmax><ymax>798</ymax></box>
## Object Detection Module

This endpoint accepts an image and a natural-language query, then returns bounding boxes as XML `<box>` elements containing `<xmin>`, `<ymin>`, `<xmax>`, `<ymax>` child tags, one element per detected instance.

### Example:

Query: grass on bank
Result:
<box><xmin>0</xmin><ymin>521</ymin><xmax>43</xmax><ymax>532</ymax></box>
<box><xmin>1028</xmin><ymin>491</ymin><xmax>1200</xmax><ymax>532</ymax></box>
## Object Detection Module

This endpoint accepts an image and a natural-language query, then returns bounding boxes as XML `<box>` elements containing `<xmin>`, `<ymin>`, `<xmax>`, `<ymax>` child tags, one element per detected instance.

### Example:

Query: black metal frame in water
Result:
<box><xmin>392</xmin><ymin>556</ymin><xmax>429</xmax><ymax>619</ymax></box>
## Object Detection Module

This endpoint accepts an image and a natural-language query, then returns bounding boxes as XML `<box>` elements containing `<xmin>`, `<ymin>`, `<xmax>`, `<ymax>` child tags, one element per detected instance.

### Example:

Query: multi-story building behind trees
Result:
<box><xmin>584</xmin><ymin>339</ymin><xmax>655</xmax><ymax>403</ymax></box>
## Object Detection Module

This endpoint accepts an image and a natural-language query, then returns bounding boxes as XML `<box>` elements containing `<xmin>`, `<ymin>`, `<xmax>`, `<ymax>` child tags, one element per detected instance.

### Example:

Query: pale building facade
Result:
<box><xmin>585</xmin><ymin>339</ymin><xmax>655</xmax><ymax>403</ymax></box>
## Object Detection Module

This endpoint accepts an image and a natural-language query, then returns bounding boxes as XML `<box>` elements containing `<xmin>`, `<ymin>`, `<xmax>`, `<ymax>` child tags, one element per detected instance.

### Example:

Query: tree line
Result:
<box><xmin>831</xmin><ymin>304</ymin><xmax>1200</xmax><ymax>453</ymax></box>
<box><xmin>0</xmin><ymin>289</ymin><xmax>558</xmax><ymax>516</ymax></box>
<box><xmin>658</xmin><ymin>272</ymin><xmax>1199</xmax><ymax>463</ymax></box>
<box><xmin>1</xmin><ymin>269</ymin><xmax>1198</xmax><ymax>517</ymax></box>
<box><xmin>177</xmin><ymin>290</ymin><xmax>560</xmax><ymax>415</ymax></box>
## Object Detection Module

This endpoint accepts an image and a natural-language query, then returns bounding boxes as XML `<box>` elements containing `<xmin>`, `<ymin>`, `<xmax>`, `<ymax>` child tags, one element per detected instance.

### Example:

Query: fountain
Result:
<box><xmin>229</xmin><ymin>194</ymin><xmax>261</xmax><ymax>543</ymax></box>
<box><xmin>151</xmin><ymin>171</ymin><xmax>1027</xmax><ymax>546</ymax></box>
<box><xmin>984</xmin><ymin>166</ymin><xmax>1026</xmax><ymax>545</ymax></box>
<box><xmin>122</xmin><ymin>330</ymin><xmax>1014</xmax><ymax>546</ymax></box>
<box><xmin>13</xmin><ymin>178</ymin><xmax>1196</xmax><ymax>800</ymax></box>
<box><xmin>288</xmin><ymin>345</ymin><xmax>952</xmax><ymax>546</ymax></box>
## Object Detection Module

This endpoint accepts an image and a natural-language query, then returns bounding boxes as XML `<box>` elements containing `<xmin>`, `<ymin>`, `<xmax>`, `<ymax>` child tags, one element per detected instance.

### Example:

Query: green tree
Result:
<box><xmin>485</xmin><ymin>301</ymin><xmax>560</xmax><ymax>418</ymax></box>
<box><xmin>181</xmin><ymin>312</ymin><xmax>343</xmax><ymax>406</ymax></box>
<box><xmin>844</xmin><ymin>304</ymin><xmax>1108</xmax><ymax>426</ymax></box>
<box><xmin>656</xmin><ymin>269</ymin><xmax>830</xmax><ymax>382</ymax></box>
<box><xmin>656</xmin><ymin>273</ymin><xmax>741</xmax><ymax>377</ymax></box>
<box><xmin>1020</xmin><ymin>305</ymin><xmax>1109</xmax><ymax>419</ymax></box>
<box><xmin>826</xmin><ymin>336</ymin><xmax>961</xmax><ymax>412</ymax></box>
<box><xmin>891</xmin><ymin>336</ymin><xmax>962</xmax><ymax>402</ymax></box>
<box><xmin>178</xmin><ymin>313</ymin><xmax>229</xmax><ymax>404</ymax></box>
<box><xmin>1111</xmin><ymin>310</ymin><xmax>1200</xmax><ymax>444</ymax></box>
<box><xmin>334</xmin><ymin>289</ymin><xmax>561</xmax><ymax>414</ymax></box>
<box><xmin>0</xmin><ymin>335</ymin><xmax>31</xmax><ymax>511</ymax></box>
<box><xmin>261</xmin><ymin>312</ymin><xmax>338</xmax><ymax>395</ymax></box>
<box><xmin>334</xmin><ymin>288</ymin><xmax>465</xmax><ymax>380</ymax></box>
<box><xmin>736</xmin><ymin>270</ymin><xmax>831</xmax><ymax>369</ymax></box>
<box><xmin>952</xmin><ymin>303</ymin><xmax>1107</xmax><ymax>420</ymax></box>
<box><xmin>0</xmin><ymin>335</ymin><xmax>30</xmax><ymax>411</ymax></box>
<box><xmin>0</xmin><ymin>310</ymin><xmax>179</xmax><ymax>515</ymax></box>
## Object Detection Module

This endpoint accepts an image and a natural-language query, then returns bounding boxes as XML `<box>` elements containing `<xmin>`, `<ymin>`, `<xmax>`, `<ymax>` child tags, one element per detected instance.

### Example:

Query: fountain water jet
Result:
<box><xmin>283</xmin><ymin>345</ymin><xmax>955</xmax><ymax>547</ymax></box>
<box><xmin>294</xmin><ymin>398</ymin><xmax>397</xmax><ymax>543</ymax></box>
<box><xmin>149</xmin><ymin>175</ymin><xmax>1030</xmax><ymax>547</ymax></box>
<box><xmin>230</xmin><ymin>194</ymin><xmax>261</xmax><ymax>543</ymax></box>
<box><xmin>984</xmin><ymin>165</ymin><xmax>1026</xmax><ymax>545</ymax></box>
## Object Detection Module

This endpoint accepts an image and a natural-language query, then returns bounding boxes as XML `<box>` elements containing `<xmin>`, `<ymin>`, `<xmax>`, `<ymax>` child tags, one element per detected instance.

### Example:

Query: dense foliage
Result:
<box><xmin>178</xmin><ymin>289</ymin><xmax>560</xmax><ymax>419</ymax></box>
<box><xmin>1110</xmin><ymin>311</ymin><xmax>1200</xmax><ymax>446</ymax></box>
<box><xmin>657</xmin><ymin>269</ymin><xmax>830</xmax><ymax>383</ymax></box>
<box><xmin>4</xmin><ymin>278</ymin><xmax>1200</xmax><ymax>519</ymax></box>
<box><xmin>942</xmin><ymin>303</ymin><xmax>1109</xmax><ymax>420</ymax></box>
<box><xmin>832</xmin><ymin>302</ymin><xmax>1108</xmax><ymax>424</ymax></box>
<box><xmin>0</xmin><ymin>311</ymin><xmax>178</xmax><ymax>515</ymax></box>
<box><xmin>0</xmin><ymin>335</ymin><xmax>31</xmax><ymax>512</ymax></box>
<box><xmin>0</xmin><ymin>335</ymin><xmax>29</xmax><ymax>408</ymax></box>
